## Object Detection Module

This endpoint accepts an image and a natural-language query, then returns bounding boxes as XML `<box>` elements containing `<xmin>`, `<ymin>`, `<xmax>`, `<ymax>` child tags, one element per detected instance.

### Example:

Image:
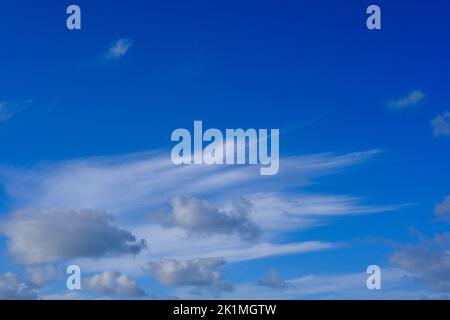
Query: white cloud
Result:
<box><xmin>143</xmin><ymin>257</ymin><xmax>233</xmax><ymax>294</ymax></box>
<box><xmin>84</xmin><ymin>270</ymin><xmax>146</xmax><ymax>297</ymax></box>
<box><xmin>431</xmin><ymin>112</ymin><xmax>450</xmax><ymax>137</ymax></box>
<box><xmin>388</xmin><ymin>90</ymin><xmax>425</xmax><ymax>109</ymax></box>
<box><xmin>75</xmin><ymin>229</ymin><xmax>335</xmax><ymax>276</ymax></box>
<box><xmin>153</xmin><ymin>197</ymin><xmax>260</xmax><ymax>240</ymax></box>
<box><xmin>0</xmin><ymin>149</ymin><xmax>381</xmax><ymax>215</ymax></box>
<box><xmin>239</xmin><ymin>192</ymin><xmax>402</xmax><ymax>232</ymax></box>
<box><xmin>0</xmin><ymin>273</ymin><xmax>37</xmax><ymax>300</ymax></box>
<box><xmin>0</xmin><ymin>147</ymin><xmax>395</xmax><ymax>289</ymax></box>
<box><xmin>0</xmin><ymin>208</ymin><xmax>147</xmax><ymax>265</ymax></box>
<box><xmin>135</xmin><ymin>224</ymin><xmax>335</xmax><ymax>265</ymax></box>
<box><xmin>107</xmin><ymin>38</ymin><xmax>133</xmax><ymax>60</ymax></box>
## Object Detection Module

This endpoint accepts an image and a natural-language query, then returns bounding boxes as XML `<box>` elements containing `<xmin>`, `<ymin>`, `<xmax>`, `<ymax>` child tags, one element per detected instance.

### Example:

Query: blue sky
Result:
<box><xmin>0</xmin><ymin>0</ymin><xmax>449</xmax><ymax>299</ymax></box>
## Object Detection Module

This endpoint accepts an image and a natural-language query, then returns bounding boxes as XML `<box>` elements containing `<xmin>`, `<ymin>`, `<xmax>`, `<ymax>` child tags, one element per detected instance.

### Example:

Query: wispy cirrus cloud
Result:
<box><xmin>74</xmin><ymin>225</ymin><xmax>336</xmax><ymax>276</ymax></box>
<box><xmin>0</xmin><ymin>100</ymin><xmax>33</xmax><ymax>122</ymax></box>
<box><xmin>173</xmin><ymin>268</ymin><xmax>431</xmax><ymax>300</ymax></box>
<box><xmin>388</xmin><ymin>90</ymin><xmax>425</xmax><ymax>109</ymax></box>
<box><xmin>0</xmin><ymin>149</ymin><xmax>381</xmax><ymax>214</ymax></box>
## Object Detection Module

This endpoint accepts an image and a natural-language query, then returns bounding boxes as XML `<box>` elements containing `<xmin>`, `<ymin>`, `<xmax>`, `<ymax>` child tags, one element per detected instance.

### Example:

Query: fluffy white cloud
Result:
<box><xmin>431</xmin><ymin>112</ymin><xmax>450</xmax><ymax>137</ymax></box>
<box><xmin>154</xmin><ymin>197</ymin><xmax>259</xmax><ymax>240</ymax></box>
<box><xmin>388</xmin><ymin>90</ymin><xmax>425</xmax><ymax>109</ymax></box>
<box><xmin>143</xmin><ymin>258</ymin><xmax>232</xmax><ymax>293</ymax></box>
<box><xmin>0</xmin><ymin>273</ymin><xmax>37</xmax><ymax>300</ymax></box>
<box><xmin>0</xmin><ymin>208</ymin><xmax>147</xmax><ymax>265</ymax></box>
<box><xmin>84</xmin><ymin>270</ymin><xmax>145</xmax><ymax>297</ymax></box>
<box><xmin>107</xmin><ymin>38</ymin><xmax>133</xmax><ymax>59</ymax></box>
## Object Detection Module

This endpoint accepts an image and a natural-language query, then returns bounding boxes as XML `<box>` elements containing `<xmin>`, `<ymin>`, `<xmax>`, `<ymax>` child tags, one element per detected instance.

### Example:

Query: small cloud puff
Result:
<box><xmin>388</xmin><ymin>90</ymin><xmax>425</xmax><ymax>109</ymax></box>
<box><xmin>107</xmin><ymin>38</ymin><xmax>133</xmax><ymax>60</ymax></box>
